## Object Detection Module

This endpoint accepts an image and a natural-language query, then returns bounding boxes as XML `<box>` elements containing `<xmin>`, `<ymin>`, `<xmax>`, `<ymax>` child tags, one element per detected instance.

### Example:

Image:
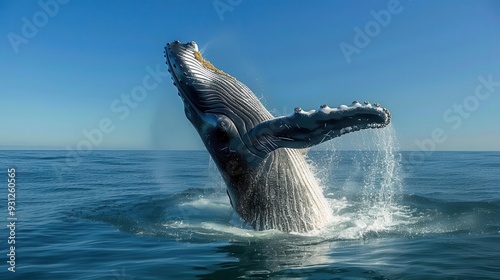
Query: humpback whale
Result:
<box><xmin>164</xmin><ymin>40</ymin><xmax>391</xmax><ymax>232</ymax></box>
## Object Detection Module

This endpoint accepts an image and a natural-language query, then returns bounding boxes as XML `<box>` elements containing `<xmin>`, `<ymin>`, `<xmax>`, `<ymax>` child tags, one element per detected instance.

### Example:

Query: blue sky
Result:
<box><xmin>1</xmin><ymin>0</ymin><xmax>499</xmax><ymax>151</ymax></box>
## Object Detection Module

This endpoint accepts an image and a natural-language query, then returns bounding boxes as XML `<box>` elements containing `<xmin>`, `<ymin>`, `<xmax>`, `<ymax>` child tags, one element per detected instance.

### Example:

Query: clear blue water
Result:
<box><xmin>0</xmin><ymin>149</ymin><xmax>499</xmax><ymax>279</ymax></box>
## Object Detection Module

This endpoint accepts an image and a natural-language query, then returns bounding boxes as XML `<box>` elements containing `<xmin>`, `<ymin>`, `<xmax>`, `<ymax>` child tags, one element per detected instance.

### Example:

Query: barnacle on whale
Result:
<box><xmin>193</xmin><ymin>51</ymin><xmax>234</xmax><ymax>80</ymax></box>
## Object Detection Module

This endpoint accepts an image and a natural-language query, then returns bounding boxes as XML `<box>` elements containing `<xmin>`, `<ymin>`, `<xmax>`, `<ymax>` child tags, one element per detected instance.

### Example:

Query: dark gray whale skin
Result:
<box><xmin>164</xmin><ymin>40</ymin><xmax>391</xmax><ymax>232</ymax></box>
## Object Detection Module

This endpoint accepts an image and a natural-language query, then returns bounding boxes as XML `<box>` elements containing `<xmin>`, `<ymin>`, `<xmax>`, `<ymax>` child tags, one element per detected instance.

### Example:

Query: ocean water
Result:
<box><xmin>0</xmin><ymin>142</ymin><xmax>499</xmax><ymax>278</ymax></box>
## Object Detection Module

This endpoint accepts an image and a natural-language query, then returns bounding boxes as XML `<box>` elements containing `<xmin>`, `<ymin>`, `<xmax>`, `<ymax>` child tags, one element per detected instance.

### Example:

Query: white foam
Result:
<box><xmin>200</xmin><ymin>222</ymin><xmax>285</xmax><ymax>238</ymax></box>
<box><xmin>163</xmin><ymin>124</ymin><xmax>412</xmax><ymax>240</ymax></box>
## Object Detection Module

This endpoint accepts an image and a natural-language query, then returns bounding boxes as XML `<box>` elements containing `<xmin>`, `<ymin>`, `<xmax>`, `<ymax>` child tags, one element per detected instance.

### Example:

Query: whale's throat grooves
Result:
<box><xmin>165</xmin><ymin>40</ymin><xmax>391</xmax><ymax>233</ymax></box>
<box><xmin>241</xmin><ymin>148</ymin><xmax>333</xmax><ymax>232</ymax></box>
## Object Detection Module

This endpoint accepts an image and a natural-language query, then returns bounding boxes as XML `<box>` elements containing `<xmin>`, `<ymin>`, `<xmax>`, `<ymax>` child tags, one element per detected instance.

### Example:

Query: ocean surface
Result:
<box><xmin>0</xmin><ymin>144</ymin><xmax>499</xmax><ymax>278</ymax></box>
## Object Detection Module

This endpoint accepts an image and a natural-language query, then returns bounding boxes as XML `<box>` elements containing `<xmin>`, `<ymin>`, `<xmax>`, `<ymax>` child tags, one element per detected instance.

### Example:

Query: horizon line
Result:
<box><xmin>0</xmin><ymin>147</ymin><xmax>499</xmax><ymax>153</ymax></box>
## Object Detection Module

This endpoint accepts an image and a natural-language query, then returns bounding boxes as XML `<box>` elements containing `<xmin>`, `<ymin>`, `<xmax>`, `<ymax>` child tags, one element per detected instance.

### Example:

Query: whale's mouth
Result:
<box><xmin>164</xmin><ymin>40</ymin><xmax>275</xmax><ymax>137</ymax></box>
<box><xmin>164</xmin><ymin>40</ymin><xmax>201</xmax><ymax>108</ymax></box>
<box><xmin>165</xmin><ymin>40</ymin><xmax>392</xmax><ymax>156</ymax></box>
<box><xmin>164</xmin><ymin>40</ymin><xmax>240</xmax><ymax>115</ymax></box>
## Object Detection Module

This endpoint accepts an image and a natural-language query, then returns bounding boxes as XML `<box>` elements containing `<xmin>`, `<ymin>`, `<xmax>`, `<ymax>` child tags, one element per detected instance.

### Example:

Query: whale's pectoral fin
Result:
<box><xmin>248</xmin><ymin>102</ymin><xmax>391</xmax><ymax>156</ymax></box>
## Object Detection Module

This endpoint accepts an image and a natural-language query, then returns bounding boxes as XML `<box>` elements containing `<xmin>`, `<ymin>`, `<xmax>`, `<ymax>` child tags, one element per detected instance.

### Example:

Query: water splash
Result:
<box><xmin>314</xmin><ymin>124</ymin><xmax>410</xmax><ymax>238</ymax></box>
<box><xmin>208</xmin><ymin>156</ymin><xmax>226</xmax><ymax>195</ymax></box>
<box><xmin>359</xmin><ymin>125</ymin><xmax>405</xmax><ymax>232</ymax></box>
<box><xmin>202</xmin><ymin>124</ymin><xmax>407</xmax><ymax>235</ymax></box>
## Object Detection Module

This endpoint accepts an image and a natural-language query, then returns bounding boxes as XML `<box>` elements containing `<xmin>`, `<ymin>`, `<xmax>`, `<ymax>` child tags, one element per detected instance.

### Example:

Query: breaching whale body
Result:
<box><xmin>164</xmin><ymin>40</ymin><xmax>391</xmax><ymax>232</ymax></box>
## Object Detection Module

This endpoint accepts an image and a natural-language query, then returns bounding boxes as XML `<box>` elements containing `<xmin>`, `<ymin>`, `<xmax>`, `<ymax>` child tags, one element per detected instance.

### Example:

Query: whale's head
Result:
<box><xmin>164</xmin><ymin>40</ymin><xmax>271</xmax><ymax>161</ymax></box>
<box><xmin>164</xmin><ymin>40</ymin><xmax>392</xmax><ymax>161</ymax></box>
<box><xmin>164</xmin><ymin>40</ymin><xmax>211</xmax><ymax>125</ymax></box>
<box><xmin>165</xmin><ymin>40</ymin><xmax>392</xmax><ymax>230</ymax></box>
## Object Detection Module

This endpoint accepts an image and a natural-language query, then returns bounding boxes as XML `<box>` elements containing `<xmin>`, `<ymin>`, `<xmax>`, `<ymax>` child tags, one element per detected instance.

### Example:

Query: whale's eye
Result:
<box><xmin>216</xmin><ymin>118</ymin><xmax>233</xmax><ymax>143</ymax></box>
<box><xmin>218</xmin><ymin>120</ymin><xmax>229</xmax><ymax>131</ymax></box>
